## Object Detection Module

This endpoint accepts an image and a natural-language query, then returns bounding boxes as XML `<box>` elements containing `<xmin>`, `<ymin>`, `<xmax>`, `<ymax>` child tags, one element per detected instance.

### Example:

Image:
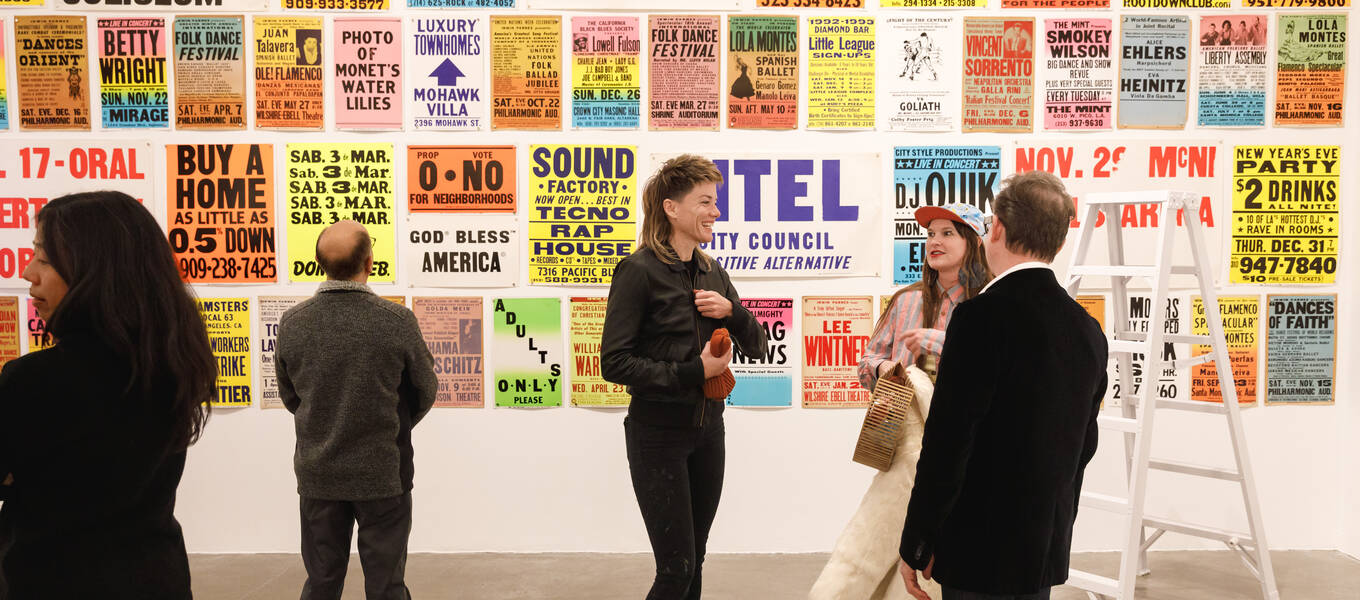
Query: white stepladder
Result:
<box><xmin>1061</xmin><ymin>190</ymin><xmax>1279</xmax><ymax>600</ymax></box>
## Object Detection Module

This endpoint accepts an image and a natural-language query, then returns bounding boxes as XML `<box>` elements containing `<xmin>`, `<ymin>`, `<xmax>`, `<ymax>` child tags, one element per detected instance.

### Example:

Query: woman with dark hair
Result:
<box><xmin>811</xmin><ymin>204</ymin><xmax>992</xmax><ymax>600</ymax></box>
<box><xmin>601</xmin><ymin>154</ymin><xmax>767</xmax><ymax>599</ymax></box>
<box><xmin>0</xmin><ymin>191</ymin><xmax>215</xmax><ymax>599</ymax></box>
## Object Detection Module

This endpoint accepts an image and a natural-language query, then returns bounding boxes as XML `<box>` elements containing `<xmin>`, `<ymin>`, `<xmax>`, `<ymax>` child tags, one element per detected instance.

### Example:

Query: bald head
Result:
<box><xmin>315</xmin><ymin>220</ymin><xmax>372</xmax><ymax>281</ymax></box>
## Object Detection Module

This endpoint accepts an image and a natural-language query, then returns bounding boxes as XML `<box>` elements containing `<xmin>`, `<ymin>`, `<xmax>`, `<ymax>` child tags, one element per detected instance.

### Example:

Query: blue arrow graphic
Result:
<box><xmin>430</xmin><ymin>59</ymin><xmax>465</xmax><ymax>87</ymax></box>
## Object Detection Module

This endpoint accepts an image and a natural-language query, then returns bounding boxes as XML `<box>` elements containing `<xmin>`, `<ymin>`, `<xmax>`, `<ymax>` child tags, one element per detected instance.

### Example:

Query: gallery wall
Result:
<box><xmin>0</xmin><ymin>0</ymin><xmax>1355</xmax><ymax>559</ymax></box>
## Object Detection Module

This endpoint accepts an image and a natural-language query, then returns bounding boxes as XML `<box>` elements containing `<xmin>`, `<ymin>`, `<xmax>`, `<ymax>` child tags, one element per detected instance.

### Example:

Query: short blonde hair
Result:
<box><xmin>636</xmin><ymin>154</ymin><xmax>724</xmax><ymax>264</ymax></box>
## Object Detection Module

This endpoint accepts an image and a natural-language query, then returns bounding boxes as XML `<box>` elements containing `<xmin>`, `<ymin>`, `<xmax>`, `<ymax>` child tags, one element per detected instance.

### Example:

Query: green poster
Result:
<box><xmin>493</xmin><ymin>297</ymin><xmax>563</xmax><ymax>407</ymax></box>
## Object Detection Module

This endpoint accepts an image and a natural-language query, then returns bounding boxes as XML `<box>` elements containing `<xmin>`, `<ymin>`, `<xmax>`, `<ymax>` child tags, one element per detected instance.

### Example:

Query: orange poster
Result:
<box><xmin>0</xmin><ymin>297</ymin><xmax>19</xmax><ymax>368</ymax></box>
<box><xmin>491</xmin><ymin>16</ymin><xmax>562</xmax><ymax>130</ymax></box>
<box><xmin>253</xmin><ymin>16</ymin><xmax>324</xmax><ymax>130</ymax></box>
<box><xmin>15</xmin><ymin>16</ymin><xmax>91</xmax><ymax>131</ymax></box>
<box><xmin>1274</xmin><ymin>14</ymin><xmax>1347</xmax><ymax>127</ymax></box>
<box><xmin>167</xmin><ymin>144</ymin><xmax>277</xmax><ymax>283</ymax></box>
<box><xmin>25</xmin><ymin>299</ymin><xmax>50</xmax><ymax>353</ymax></box>
<box><xmin>727</xmin><ymin>15</ymin><xmax>798</xmax><ymax>130</ymax></box>
<box><xmin>407</xmin><ymin>145</ymin><xmax>516</xmax><ymax>213</ymax></box>
<box><xmin>1077</xmin><ymin>294</ymin><xmax>1107</xmax><ymax>331</ymax></box>
<box><xmin>1191</xmin><ymin>296</ymin><xmax>1259</xmax><ymax>404</ymax></box>
<box><xmin>802</xmin><ymin>296</ymin><xmax>873</xmax><ymax>408</ymax></box>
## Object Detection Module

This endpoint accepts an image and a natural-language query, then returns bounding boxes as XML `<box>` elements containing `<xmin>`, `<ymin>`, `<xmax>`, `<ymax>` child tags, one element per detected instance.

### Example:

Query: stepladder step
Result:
<box><xmin>1079</xmin><ymin>491</ymin><xmax>1130</xmax><ymax>514</ymax></box>
<box><xmin>1066</xmin><ymin>568</ymin><xmax>1121</xmax><ymax>598</ymax></box>
<box><xmin>1143</xmin><ymin>515</ymin><xmax>1255</xmax><ymax>546</ymax></box>
<box><xmin>1097</xmin><ymin>415</ymin><xmax>1140</xmax><ymax>433</ymax></box>
<box><xmin>1157</xmin><ymin>398</ymin><xmax>1228</xmax><ymax>414</ymax></box>
<box><xmin>1148</xmin><ymin>458</ymin><xmax>1242</xmax><ymax>481</ymax></box>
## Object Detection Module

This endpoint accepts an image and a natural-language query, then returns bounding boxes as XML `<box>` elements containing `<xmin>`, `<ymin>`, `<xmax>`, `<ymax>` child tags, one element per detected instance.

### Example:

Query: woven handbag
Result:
<box><xmin>852</xmin><ymin>362</ymin><xmax>917</xmax><ymax>471</ymax></box>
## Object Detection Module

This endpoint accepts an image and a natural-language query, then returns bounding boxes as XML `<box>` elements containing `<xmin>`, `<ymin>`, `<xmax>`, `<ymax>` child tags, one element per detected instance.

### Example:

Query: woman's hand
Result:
<box><xmin>694</xmin><ymin>290</ymin><xmax>733</xmax><ymax>319</ymax></box>
<box><xmin>897</xmin><ymin>328</ymin><xmax>931</xmax><ymax>355</ymax></box>
<box><xmin>700</xmin><ymin>340</ymin><xmax>732</xmax><ymax>378</ymax></box>
<box><xmin>877</xmin><ymin>360</ymin><xmax>898</xmax><ymax>379</ymax></box>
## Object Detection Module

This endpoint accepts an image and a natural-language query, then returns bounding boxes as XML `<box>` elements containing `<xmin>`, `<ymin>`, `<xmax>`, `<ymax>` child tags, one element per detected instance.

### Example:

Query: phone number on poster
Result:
<box><xmin>1237</xmin><ymin>256</ymin><xmax>1336</xmax><ymax>278</ymax></box>
<box><xmin>179</xmin><ymin>256</ymin><xmax>278</xmax><ymax>281</ymax></box>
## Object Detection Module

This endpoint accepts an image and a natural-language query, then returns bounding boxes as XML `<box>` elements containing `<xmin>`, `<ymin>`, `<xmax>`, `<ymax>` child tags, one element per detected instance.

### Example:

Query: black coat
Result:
<box><xmin>601</xmin><ymin>247</ymin><xmax>768</xmax><ymax>427</ymax></box>
<box><xmin>900</xmin><ymin>268</ymin><xmax>1108</xmax><ymax>595</ymax></box>
<box><xmin>0</xmin><ymin>331</ymin><xmax>191</xmax><ymax>600</ymax></box>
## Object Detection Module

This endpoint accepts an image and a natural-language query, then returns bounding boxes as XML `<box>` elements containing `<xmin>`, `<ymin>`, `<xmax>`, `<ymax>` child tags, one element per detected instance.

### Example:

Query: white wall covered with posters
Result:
<box><xmin>0</xmin><ymin>0</ymin><xmax>1356</xmax><ymax>561</ymax></box>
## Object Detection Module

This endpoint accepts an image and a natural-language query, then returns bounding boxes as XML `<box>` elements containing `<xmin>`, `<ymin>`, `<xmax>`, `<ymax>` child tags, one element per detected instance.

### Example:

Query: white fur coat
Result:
<box><xmin>809</xmin><ymin>366</ymin><xmax>943</xmax><ymax>600</ymax></box>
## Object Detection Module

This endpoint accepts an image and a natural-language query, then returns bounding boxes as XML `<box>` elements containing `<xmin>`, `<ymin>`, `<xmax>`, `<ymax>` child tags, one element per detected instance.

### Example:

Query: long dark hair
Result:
<box><xmin>38</xmin><ymin>191</ymin><xmax>215</xmax><ymax>451</ymax></box>
<box><xmin>874</xmin><ymin>221</ymin><xmax>991</xmax><ymax>337</ymax></box>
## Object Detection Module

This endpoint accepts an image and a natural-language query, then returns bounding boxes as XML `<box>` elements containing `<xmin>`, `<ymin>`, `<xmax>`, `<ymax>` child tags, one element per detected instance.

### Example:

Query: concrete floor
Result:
<box><xmin>190</xmin><ymin>550</ymin><xmax>1359</xmax><ymax>599</ymax></box>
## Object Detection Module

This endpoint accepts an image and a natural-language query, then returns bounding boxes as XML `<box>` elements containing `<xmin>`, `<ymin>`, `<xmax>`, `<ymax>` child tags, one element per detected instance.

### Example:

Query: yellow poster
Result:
<box><xmin>25</xmin><ymin>299</ymin><xmax>49</xmax><ymax>353</ymax></box>
<box><xmin>570</xmin><ymin>297</ymin><xmax>629</xmax><ymax>407</ymax></box>
<box><xmin>491</xmin><ymin>16</ymin><xmax>562</xmax><ymax>130</ymax></box>
<box><xmin>1077</xmin><ymin>294</ymin><xmax>1107</xmax><ymax>331</ymax></box>
<box><xmin>285</xmin><ymin>143</ymin><xmax>396</xmax><ymax>283</ymax></box>
<box><xmin>15</xmin><ymin>16</ymin><xmax>91</xmax><ymax>131</ymax></box>
<box><xmin>1231</xmin><ymin>145</ymin><xmax>1340</xmax><ymax>285</ymax></box>
<box><xmin>882</xmin><ymin>0</ymin><xmax>987</xmax><ymax>7</ymax></box>
<box><xmin>252</xmin><ymin>16</ymin><xmax>324</xmax><ymax>130</ymax></box>
<box><xmin>1190</xmin><ymin>296</ymin><xmax>1258</xmax><ymax>405</ymax></box>
<box><xmin>806</xmin><ymin>16</ymin><xmax>874</xmax><ymax>130</ymax></box>
<box><xmin>527</xmin><ymin>145</ymin><xmax>637</xmax><ymax>286</ymax></box>
<box><xmin>197</xmin><ymin>297</ymin><xmax>252</xmax><ymax>407</ymax></box>
<box><xmin>0</xmin><ymin>297</ymin><xmax>19</xmax><ymax>368</ymax></box>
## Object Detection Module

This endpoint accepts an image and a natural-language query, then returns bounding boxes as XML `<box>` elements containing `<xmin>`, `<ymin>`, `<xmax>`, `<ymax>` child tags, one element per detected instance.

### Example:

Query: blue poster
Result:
<box><xmin>728</xmin><ymin>298</ymin><xmax>793</xmax><ymax>408</ymax></box>
<box><xmin>1265</xmin><ymin>294</ymin><xmax>1335</xmax><ymax>405</ymax></box>
<box><xmin>891</xmin><ymin>146</ymin><xmax>999</xmax><ymax>286</ymax></box>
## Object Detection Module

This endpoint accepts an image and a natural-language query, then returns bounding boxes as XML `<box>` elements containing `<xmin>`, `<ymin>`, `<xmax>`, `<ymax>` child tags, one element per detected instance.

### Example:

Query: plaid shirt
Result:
<box><xmin>858</xmin><ymin>283</ymin><xmax>967</xmax><ymax>391</ymax></box>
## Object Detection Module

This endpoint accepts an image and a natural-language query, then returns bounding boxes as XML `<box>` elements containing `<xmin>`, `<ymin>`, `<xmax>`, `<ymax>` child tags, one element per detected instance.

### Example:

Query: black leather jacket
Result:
<box><xmin>601</xmin><ymin>247</ymin><xmax>768</xmax><ymax>427</ymax></box>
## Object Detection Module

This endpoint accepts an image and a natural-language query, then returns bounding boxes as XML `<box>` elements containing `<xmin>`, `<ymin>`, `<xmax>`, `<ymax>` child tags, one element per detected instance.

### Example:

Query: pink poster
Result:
<box><xmin>334</xmin><ymin>18</ymin><xmax>402</xmax><ymax>130</ymax></box>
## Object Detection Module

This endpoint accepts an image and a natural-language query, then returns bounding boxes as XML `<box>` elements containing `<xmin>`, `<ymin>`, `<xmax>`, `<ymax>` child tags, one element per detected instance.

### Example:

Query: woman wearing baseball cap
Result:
<box><xmin>812</xmin><ymin>203</ymin><xmax>992</xmax><ymax>599</ymax></box>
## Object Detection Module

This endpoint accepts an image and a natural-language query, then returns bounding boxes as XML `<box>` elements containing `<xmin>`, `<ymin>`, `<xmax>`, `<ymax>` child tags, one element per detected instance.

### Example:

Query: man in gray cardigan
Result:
<box><xmin>277</xmin><ymin>220</ymin><xmax>438</xmax><ymax>600</ymax></box>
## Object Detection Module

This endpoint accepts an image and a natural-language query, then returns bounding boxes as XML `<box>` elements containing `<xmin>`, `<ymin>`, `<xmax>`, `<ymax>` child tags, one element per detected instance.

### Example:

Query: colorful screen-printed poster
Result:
<box><xmin>1108</xmin><ymin>294</ymin><xmax>1191</xmax><ymax>406</ymax></box>
<box><xmin>1190</xmin><ymin>296</ymin><xmax>1259</xmax><ymax>405</ymax></box>
<box><xmin>729</xmin><ymin>298</ymin><xmax>793</xmax><ymax>408</ymax></box>
<box><xmin>15</xmin><ymin>16</ymin><xmax>91</xmax><ymax>131</ymax></box>
<box><xmin>97</xmin><ymin>18</ymin><xmax>168</xmax><ymax>129</ymax></box>
<box><xmin>405</xmin><ymin>214</ymin><xmax>517</xmax><ymax>287</ymax></box>
<box><xmin>962</xmin><ymin>17</ymin><xmax>1034</xmax><ymax>133</ymax></box>
<box><xmin>728</xmin><ymin>15</ymin><xmax>798</xmax><ymax>130</ymax></box>
<box><xmin>334</xmin><ymin>18</ymin><xmax>401</xmax><ymax>130</ymax></box>
<box><xmin>1264</xmin><ymin>295</ymin><xmax>1335</xmax><ymax>405</ymax></box>
<box><xmin>1007</xmin><ymin>0</ymin><xmax>1108</xmax><ymax>6</ymax></box>
<box><xmin>409</xmin><ymin>16</ymin><xmax>485</xmax><ymax>131</ymax></box>
<box><xmin>1275</xmin><ymin>14</ymin><xmax>1347</xmax><ymax>127</ymax></box>
<box><xmin>406</xmin><ymin>145</ymin><xmax>516</xmax><ymax>214</ymax></box>
<box><xmin>1197</xmin><ymin>15</ymin><xmax>1268</xmax><ymax>128</ymax></box>
<box><xmin>413</xmin><ymin>297</ymin><xmax>484</xmax><ymax>408</ymax></box>
<box><xmin>880</xmin><ymin>16</ymin><xmax>958</xmax><ymax>132</ymax></box>
<box><xmin>571</xmin><ymin>16</ymin><xmax>641</xmax><ymax>129</ymax></box>
<box><xmin>492</xmin><ymin>297</ymin><xmax>563</xmax><ymax>407</ymax></box>
<box><xmin>198</xmin><ymin>298</ymin><xmax>252</xmax><ymax>407</ymax></box>
<box><xmin>528</xmin><ymin>145</ymin><xmax>636</xmax><ymax>286</ymax></box>
<box><xmin>411</xmin><ymin>0</ymin><xmax>515</xmax><ymax>7</ymax></box>
<box><xmin>490</xmin><ymin>16</ymin><xmax>561</xmax><ymax>130</ymax></box>
<box><xmin>665</xmin><ymin>153</ymin><xmax>879</xmax><ymax>278</ymax></box>
<box><xmin>283</xmin><ymin>0</ymin><xmax>388</xmax><ymax>8</ymax></box>
<box><xmin>892</xmin><ymin>146</ymin><xmax>1000</xmax><ymax>286</ymax></box>
<box><xmin>1</xmin><ymin>22</ymin><xmax>9</xmax><ymax>130</ymax></box>
<box><xmin>1123</xmin><ymin>0</ymin><xmax>1228</xmax><ymax>6</ymax></box>
<box><xmin>1042</xmin><ymin>18</ymin><xmax>1113</xmax><ymax>131</ymax></box>
<box><xmin>0</xmin><ymin>297</ymin><xmax>19</xmax><ymax>368</ymax></box>
<box><xmin>1118</xmin><ymin>15</ymin><xmax>1190</xmax><ymax>130</ymax></box>
<box><xmin>57</xmin><ymin>0</ymin><xmax>270</xmax><ymax>8</ymax></box>
<box><xmin>569</xmin><ymin>297</ymin><xmax>628</xmax><ymax>407</ymax></box>
<box><xmin>25</xmin><ymin>299</ymin><xmax>50</xmax><ymax>353</ymax></box>
<box><xmin>253</xmin><ymin>16</ymin><xmax>323</xmax><ymax>130</ymax></box>
<box><xmin>0</xmin><ymin>141</ymin><xmax>157</xmax><ymax>283</ymax></box>
<box><xmin>648</xmin><ymin>15</ymin><xmax>720</xmax><ymax>131</ymax></box>
<box><xmin>168</xmin><ymin>144</ymin><xmax>277</xmax><ymax>283</ymax></box>
<box><xmin>806</xmin><ymin>16</ymin><xmax>874</xmax><ymax>130</ymax></box>
<box><xmin>1013</xmin><ymin>140</ymin><xmax>1225</xmax><ymax>278</ymax></box>
<box><xmin>285</xmin><ymin>143</ymin><xmax>396</xmax><ymax>283</ymax></box>
<box><xmin>173</xmin><ymin>16</ymin><xmax>246</xmax><ymax>130</ymax></box>
<box><xmin>258</xmin><ymin>296</ymin><xmax>304</xmax><ymax>410</ymax></box>
<box><xmin>1230</xmin><ymin>145</ymin><xmax>1340</xmax><ymax>285</ymax></box>
<box><xmin>1077</xmin><ymin>294</ymin><xmax>1107</xmax><ymax>331</ymax></box>
<box><xmin>802</xmin><ymin>296</ymin><xmax>872</xmax><ymax>408</ymax></box>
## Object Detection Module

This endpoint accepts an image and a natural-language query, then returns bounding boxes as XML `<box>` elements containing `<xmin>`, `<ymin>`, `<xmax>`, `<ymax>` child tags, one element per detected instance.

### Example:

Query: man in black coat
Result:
<box><xmin>898</xmin><ymin>171</ymin><xmax>1109</xmax><ymax>600</ymax></box>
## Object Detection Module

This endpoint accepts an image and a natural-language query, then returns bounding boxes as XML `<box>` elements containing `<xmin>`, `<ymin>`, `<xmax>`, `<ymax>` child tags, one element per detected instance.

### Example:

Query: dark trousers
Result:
<box><xmin>299</xmin><ymin>492</ymin><xmax>413</xmax><ymax>600</ymax></box>
<box><xmin>625</xmin><ymin>414</ymin><xmax>726</xmax><ymax>600</ymax></box>
<box><xmin>943</xmin><ymin>586</ymin><xmax>1051</xmax><ymax>600</ymax></box>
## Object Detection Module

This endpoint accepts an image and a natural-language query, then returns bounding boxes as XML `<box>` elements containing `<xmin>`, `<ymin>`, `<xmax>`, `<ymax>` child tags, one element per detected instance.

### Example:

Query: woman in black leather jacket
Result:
<box><xmin>601</xmin><ymin>155</ymin><xmax>767</xmax><ymax>600</ymax></box>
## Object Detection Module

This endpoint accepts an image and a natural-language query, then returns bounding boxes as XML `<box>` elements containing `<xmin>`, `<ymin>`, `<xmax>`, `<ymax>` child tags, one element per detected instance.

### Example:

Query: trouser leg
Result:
<box><xmin>682</xmin><ymin>419</ymin><xmax>726</xmax><ymax>600</ymax></box>
<box><xmin>300</xmin><ymin>497</ymin><xmax>355</xmax><ymax>600</ymax></box>
<box><xmin>942</xmin><ymin>586</ymin><xmax>1052</xmax><ymax>600</ymax></box>
<box><xmin>626</xmin><ymin>418</ymin><xmax>699</xmax><ymax>600</ymax></box>
<box><xmin>354</xmin><ymin>492</ymin><xmax>414</xmax><ymax>600</ymax></box>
